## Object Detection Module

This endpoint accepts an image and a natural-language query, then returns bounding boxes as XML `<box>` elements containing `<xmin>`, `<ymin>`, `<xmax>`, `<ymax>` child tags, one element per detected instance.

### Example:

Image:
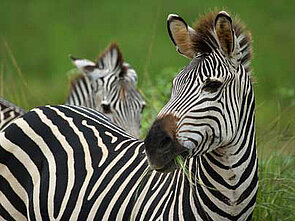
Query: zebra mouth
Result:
<box><xmin>155</xmin><ymin>160</ymin><xmax>178</xmax><ymax>173</ymax></box>
<box><xmin>154</xmin><ymin>152</ymin><xmax>189</xmax><ymax>173</ymax></box>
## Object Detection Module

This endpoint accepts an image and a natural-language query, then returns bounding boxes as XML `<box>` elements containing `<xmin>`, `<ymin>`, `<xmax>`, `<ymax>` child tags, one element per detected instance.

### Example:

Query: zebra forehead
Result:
<box><xmin>178</xmin><ymin>52</ymin><xmax>239</xmax><ymax>83</ymax></box>
<box><xmin>116</xmin><ymin>80</ymin><xmax>140</xmax><ymax>100</ymax></box>
<box><xmin>190</xmin><ymin>10</ymin><xmax>252</xmax><ymax>72</ymax></box>
<box><xmin>119</xmin><ymin>81</ymin><xmax>128</xmax><ymax>100</ymax></box>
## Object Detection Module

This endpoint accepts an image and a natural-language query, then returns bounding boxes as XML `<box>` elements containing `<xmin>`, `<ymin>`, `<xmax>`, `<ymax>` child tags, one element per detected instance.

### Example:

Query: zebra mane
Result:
<box><xmin>191</xmin><ymin>10</ymin><xmax>253</xmax><ymax>72</ymax></box>
<box><xmin>0</xmin><ymin>97</ymin><xmax>26</xmax><ymax>114</ymax></box>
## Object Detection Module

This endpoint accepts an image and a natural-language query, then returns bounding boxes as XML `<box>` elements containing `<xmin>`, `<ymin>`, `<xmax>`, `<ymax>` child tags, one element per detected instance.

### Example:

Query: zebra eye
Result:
<box><xmin>203</xmin><ymin>79</ymin><xmax>223</xmax><ymax>93</ymax></box>
<box><xmin>101</xmin><ymin>104</ymin><xmax>111</xmax><ymax>114</ymax></box>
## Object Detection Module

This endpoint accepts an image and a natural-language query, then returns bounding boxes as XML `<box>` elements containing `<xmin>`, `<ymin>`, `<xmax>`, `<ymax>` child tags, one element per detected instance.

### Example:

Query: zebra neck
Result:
<box><xmin>190</xmin><ymin>111</ymin><xmax>257</xmax><ymax>218</ymax></box>
<box><xmin>66</xmin><ymin>76</ymin><xmax>96</xmax><ymax>108</ymax></box>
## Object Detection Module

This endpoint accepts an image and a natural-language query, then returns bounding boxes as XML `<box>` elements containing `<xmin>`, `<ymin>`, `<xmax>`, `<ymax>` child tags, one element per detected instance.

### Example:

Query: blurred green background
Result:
<box><xmin>0</xmin><ymin>0</ymin><xmax>295</xmax><ymax>219</ymax></box>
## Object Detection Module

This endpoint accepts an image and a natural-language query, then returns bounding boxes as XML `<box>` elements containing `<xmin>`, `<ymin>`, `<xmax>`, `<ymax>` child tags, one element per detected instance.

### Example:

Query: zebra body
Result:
<box><xmin>0</xmin><ymin>98</ymin><xmax>26</xmax><ymax>131</ymax></box>
<box><xmin>0</xmin><ymin>105</ymin><xmax>146</xmax><ymax>220</ymax></box>
<box><xmin>0</xmin><ymin>105</ymin><xmax>226</xmax><ymax>220</ymax></box>
<box><xmin>0</xmin><ymin>11</ymin><xmax>257</xmax><ymax>220</ymax></box>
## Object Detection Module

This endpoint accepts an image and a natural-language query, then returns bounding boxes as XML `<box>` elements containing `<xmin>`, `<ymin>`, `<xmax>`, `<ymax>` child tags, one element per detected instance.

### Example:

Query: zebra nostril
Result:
<box><xmin>101</xmin><ymin>103</ymin><xmax>111</xmax><ymax>114</ymax></box>
<box><xmin>159</xmin><ymin>136</ymin><xmax>172</xmax><ymax>153</ymax></box>
<box><xmin>161</xmin><ymin>136</ymin><xmax>171</xmax><ymax>146</ymax></box>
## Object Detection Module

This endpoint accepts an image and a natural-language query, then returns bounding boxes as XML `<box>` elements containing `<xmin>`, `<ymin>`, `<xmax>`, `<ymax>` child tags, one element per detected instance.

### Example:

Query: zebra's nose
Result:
<box><xmin>144</xmin><ymin>117</ymin><xmax>185</xmax><ymax>172</ymax></box>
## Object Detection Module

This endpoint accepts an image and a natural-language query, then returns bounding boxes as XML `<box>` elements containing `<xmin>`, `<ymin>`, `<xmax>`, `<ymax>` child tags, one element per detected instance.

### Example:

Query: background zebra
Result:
<box><xmin>67</xmin><ymin>43</ymin><xmax>145</xmax><ymax>138</ymax></box>
<box><xmin>0</xmin><ymin>98</ymin><xmax>26</xmax><ymax>131</ymax></box>
<box><xmin>0</xmin><ymin>10</ymin><xmax>257</xmax><ymax>220</ymax></box>
<box><xmin>0</xmin><ymin>43</ymin><xmax>145</xmax><ymax>137</ymax></box>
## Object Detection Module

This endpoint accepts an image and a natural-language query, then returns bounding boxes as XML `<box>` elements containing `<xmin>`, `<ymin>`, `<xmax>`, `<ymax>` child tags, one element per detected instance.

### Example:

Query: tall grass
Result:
<box><xmin>254</xmin><ymin>153</ymin><xmax>295</xmax><ymax>220</ymax></box>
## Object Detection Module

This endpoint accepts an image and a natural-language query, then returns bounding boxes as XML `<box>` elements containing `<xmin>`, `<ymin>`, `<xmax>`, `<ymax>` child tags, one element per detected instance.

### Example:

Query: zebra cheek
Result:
<box><xmin>178</xmin><ymin>139</ymin><xmax>196</xmax><ymax>150</ymax></box>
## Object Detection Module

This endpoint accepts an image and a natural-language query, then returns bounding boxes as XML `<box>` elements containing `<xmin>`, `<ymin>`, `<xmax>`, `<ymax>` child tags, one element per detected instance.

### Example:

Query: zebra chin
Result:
<box><xmin>147</xmin><ymin>151</ymin><xmax>189</xmax><ymax>173</ymax></box>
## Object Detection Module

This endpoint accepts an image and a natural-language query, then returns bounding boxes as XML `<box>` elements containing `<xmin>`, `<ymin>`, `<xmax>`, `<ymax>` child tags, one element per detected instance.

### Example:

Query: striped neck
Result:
<box><xmin>65</xmin><ymin>75</ymin><xmax>96</xmax><ymax>109</ymax></box>
<box><xmin>188</xmin><ymin>75</ymin><xmax>258</xmax><ymax>220</ymax></box>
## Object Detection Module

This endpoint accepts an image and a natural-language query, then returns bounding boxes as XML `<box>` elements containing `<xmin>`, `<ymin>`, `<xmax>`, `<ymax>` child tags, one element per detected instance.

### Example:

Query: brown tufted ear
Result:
<box><xmin>214</xmin><ymin>11</ymin><xmax>235</xmax><ymax>57</ymax></box>
<box><xmin>167</xmin><ymin>14</ymin><xmax>196</xmax><ymax>59</ymax></box>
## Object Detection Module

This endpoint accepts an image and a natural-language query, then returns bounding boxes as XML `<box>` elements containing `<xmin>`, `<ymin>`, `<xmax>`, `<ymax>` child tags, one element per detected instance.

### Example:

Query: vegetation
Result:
<box><xmin>1</xmin><ymin>0</ymin><xmax>294</xmax><ymax>220</ymax></box>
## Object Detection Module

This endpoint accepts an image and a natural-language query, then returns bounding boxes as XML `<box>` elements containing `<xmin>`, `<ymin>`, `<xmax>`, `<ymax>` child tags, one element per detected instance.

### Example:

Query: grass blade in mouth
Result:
<box><xmin>175</xmin><ymin>155</ymin><xmax>217</xmax><ymax>191</ymax></box>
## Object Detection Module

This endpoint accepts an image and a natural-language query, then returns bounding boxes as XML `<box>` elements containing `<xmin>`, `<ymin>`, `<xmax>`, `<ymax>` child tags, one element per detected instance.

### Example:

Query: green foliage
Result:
<box><xmin>140</xmin><ymin>67</ymin><xmax>178</xmax><ymax>137</ymax></box>
<box><xmin>254</xmin><ymin>153</ymin><xmax>295</xmax><ymax>220</ymax></box>
<box><xmin>1</xmin><ymin>1</ymin><xmax>295</xmax><ymax>219</ymax></box>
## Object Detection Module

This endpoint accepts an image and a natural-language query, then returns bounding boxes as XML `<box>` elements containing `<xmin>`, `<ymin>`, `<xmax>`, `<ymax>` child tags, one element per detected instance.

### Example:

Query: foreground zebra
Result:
<box><xmin>0</xmin><ymin>10</ymin><xmax>257</xmax><ymax>220</ymax></box>
<box><xmin>0</xmin><ymin>43</ymin><xmax>145</xmax><ymax>137</ymax></box>
<box><xmin>0</xmin><ymin>98</ymin><xmax>26</xmax><ymax>130</ymax></box>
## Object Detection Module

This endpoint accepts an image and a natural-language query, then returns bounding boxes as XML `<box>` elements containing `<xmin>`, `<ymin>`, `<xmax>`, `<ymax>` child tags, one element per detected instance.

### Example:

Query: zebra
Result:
<box><xmin>0</xmin><ymin>43</ymin><xmax>145</xmax><ymax>137</ymax></box>
<box><xmin>0</xmin><ymin>10</ymin><xmax>257</xmax><ymax>220</ymax></box>
<box><xmin>0</xmin><ymin>97</ymin><xmax>26</xmax><ymax>131</ymax></box>
<box><xmin>66</xmin><ymin>43</ymin><xmax>145</xmax><ymax>137</ymax></box>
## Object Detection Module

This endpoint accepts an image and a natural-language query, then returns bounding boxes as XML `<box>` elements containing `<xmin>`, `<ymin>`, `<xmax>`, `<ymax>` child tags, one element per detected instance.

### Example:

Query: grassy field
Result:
<box><xmin>1</xmin><ymin>0</ymin><xmax>295</xmax><ymax>219</ymax></box>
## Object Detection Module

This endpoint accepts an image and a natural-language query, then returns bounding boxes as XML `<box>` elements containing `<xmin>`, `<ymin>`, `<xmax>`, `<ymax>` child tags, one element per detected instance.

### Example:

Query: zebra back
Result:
<box><xmin>0</xmin><ymin>97</ymin><xmax>26</xmax><ymax>131</ymax></box>
<box><xmin>0</xmin><ymin>105</ymin><xmax>148</xmax><ymax>220</ymax></box>
<box><xmin>0</xmin><ymin>105</ymin><xmax>199</xmax><ymax>220</ymax></box>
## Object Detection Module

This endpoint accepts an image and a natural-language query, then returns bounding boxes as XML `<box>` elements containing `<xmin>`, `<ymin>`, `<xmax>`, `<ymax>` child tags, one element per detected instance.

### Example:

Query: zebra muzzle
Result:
<box><xmin>144</xmin><ymin>117</ymin><xmax>189</xmax><ymax>173</ymax></box>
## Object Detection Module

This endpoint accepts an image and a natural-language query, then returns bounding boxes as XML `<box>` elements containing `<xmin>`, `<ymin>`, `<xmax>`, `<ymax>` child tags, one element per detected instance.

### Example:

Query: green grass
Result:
<box><xmin>1</xmin><ymin>1</ymin><xmax>295</xmax><ymax>219</ymax></box>
<box><xmin>255</xmin><ymin>153</ymin><xmax>295</xmax><ymax>220</ymax></box>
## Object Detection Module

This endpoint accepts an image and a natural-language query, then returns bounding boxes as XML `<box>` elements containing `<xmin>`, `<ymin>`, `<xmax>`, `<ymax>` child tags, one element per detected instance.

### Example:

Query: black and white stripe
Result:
<box><xmin>144</xmin><ymin>11</ymin><xmax>257</xmax><ymax>220</ymax></box>
<box><xmin>0</xmin><ymin>44</ymin><xmax>145</xmax><ymax>137</ymax></box>
<box><xmin>0</xmin><ymin>97</ymin><xmax>26</xmax><ymax>131</ymax></box>
<box><xmin>0</xmin><ymin>11</ymin><xmax>257</xmax><ymax>220</ymax></box>
<box><xmin>67</xmin><ymin>43</ymin><xmax>145</xmax><ymax>137</ymax></box>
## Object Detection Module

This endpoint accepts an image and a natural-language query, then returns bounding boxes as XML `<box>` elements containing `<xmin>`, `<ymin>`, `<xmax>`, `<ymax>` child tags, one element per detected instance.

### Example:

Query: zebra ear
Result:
<box><xmin>70</xmin><ymin>55</ymin><xmax>98</xmax><ymax>74</ymax></box>
<box><xmin>214</xmin><ymin>11</ymin><xmax>235</xmax><ymax>57</ymax></box>
<box><xmin>97</xmin><ymin>43</ymin><xmax>124</xmax><ymax>71</ymax></box>
<box><xmin>167</xmin><ymin>14</ymin><xmax>196</xmax><ymax>59</ymax></box>
<box><xmin>70</xmin><ymin>55</ymin><xmax>109</xmax><ymax>80</ymax></box>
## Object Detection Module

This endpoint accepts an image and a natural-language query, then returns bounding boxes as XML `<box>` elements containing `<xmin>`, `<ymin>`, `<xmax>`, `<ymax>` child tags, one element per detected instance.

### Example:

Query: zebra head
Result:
<box><xmin>70</xmin><ymin>43</ymin><xmax>145</xmax><ymax>138</ymax></box>
<box><xmin>145</xmin><ymin>11</ymin><xmax>253</xmax><ymax>172</ymax></box>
